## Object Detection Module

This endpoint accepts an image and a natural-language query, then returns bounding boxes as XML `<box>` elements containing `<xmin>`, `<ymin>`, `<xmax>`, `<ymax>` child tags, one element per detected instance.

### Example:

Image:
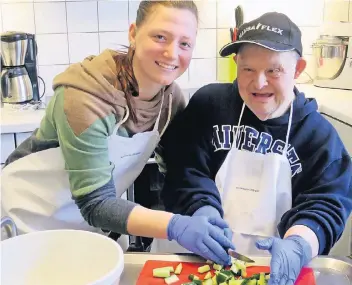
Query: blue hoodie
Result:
<box><xmin>159</xmin><ymin>81</ymin><xmax>352</xmax><ymax>255</ymax></box>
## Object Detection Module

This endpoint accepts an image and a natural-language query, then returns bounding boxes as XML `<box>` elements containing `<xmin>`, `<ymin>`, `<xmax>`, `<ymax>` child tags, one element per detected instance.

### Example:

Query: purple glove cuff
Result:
<box><xmin>167</xmin><ymin>214</ymin><xmax>181</xmax><ymax>241</ymax></box>
<box><xmin>285</xmin><ymin>235</ymin><xmax>312</xmax><ymax>266</ymax></box>
<box><xmin>193</xmin><ymin>205</ymin><xmax>221</xmax><ymax>218</ymax></box>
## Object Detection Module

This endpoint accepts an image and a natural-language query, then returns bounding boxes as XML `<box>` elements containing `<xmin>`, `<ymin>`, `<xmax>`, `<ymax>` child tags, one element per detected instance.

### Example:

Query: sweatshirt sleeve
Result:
<box><xmin>279</xmin><ymin>148</ymin><xmax>352</xmax><ymax>255</ymax></box>
<box><xmin>160</xmin><ymin>89</ymin><xmax>224</xmax><ymax>217</ymax></box>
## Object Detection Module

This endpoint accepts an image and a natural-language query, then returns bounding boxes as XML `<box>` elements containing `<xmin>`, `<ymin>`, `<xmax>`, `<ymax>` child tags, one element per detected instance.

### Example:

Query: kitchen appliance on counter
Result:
<box><xmin>312</xmin><ymin>22</ymin><xmax>352</xmax><ymax>91</ymax></box>
<box><xmin>0</xmin><ymin>31</ymin><xmax>44</xmax><ymax>104</ymax></box>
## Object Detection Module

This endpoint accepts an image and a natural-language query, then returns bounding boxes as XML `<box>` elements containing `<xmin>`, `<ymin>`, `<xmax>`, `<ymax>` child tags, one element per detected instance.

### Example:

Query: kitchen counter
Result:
<box><xmin>1</xmin><ymin>84</ymin><xmax>351</xmax><ymax>134</ymax></box>
<box><xmin>296</xmin><ymin>84</ymin><xmax>352</xmax><ymax>126</ymax></box>
<box><xmin>120</xmin><ymin>253</ymin><xmax>352</xmax><ymax>284</ymax></box>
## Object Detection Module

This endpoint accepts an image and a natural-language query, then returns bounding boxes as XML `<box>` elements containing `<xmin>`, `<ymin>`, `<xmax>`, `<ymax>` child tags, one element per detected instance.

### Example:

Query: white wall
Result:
<box><xmin>1</xmin><ymin>0</ymin><xmax>350</xmax><ymax>100</ymax></box>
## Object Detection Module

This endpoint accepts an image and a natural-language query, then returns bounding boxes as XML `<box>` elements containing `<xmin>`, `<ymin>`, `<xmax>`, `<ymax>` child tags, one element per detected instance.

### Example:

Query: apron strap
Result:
<box><xmin>113</xmin><ymin>105</ymin><xmax>130</xmax><ymax>135</ymax></box>
<box><xmin>233</xmin><ymin>103</ymin><xmax>246</xmax><ymax>149</ymax></box>
<box><xmin>283</xmin><ymin>101</ymin><xmax>294</xmax><ymax>156</ymax></box>
<box><xmin>160</xmin><ymin>93</ymin><xmax>173</xmax><ymax>137</ymax></box>
<box><xmin>153</xmin><ymin>90</ymin><xmax>165</xmax><ymax>132</ymax></box>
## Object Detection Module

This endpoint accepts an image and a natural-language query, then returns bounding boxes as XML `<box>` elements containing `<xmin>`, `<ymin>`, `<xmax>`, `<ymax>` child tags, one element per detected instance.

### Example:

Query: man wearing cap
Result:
<box><xmin>155</xmin><ymin>12</ymin><xmax>352</xmax><ymax>285</ymax></box>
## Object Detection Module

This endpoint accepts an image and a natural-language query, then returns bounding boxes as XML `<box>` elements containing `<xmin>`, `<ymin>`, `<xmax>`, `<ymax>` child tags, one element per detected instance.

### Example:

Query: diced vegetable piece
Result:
<box><xmin>219</xmin><ymin>283</ymin><xmax>227</xmax><ymax>285</ymax></box>
<box><xmin>193</xmin><ymin>280</ymin><xmax>202</xmax><ymax>285</ymax></box>
<box><xmin>242</xmin><ymin>279</ymin><xmax>257</xmax><ymax>285</ymax></box>
<box><xmin>189</xmin><ymin>274</ymin><xmax>200</xmax><ymax>281</ymax></box>
<box><xmin>181</xmin><ymin>283</ymin><xmax>196</xmax><ymax>285</ymax></box>
<box><xmin>175</xmin><ymin>263</ymin><xmax>183</xmax><ymax>275</ymax></box>
<box><xmin>234</xmin><ymin>261</ymin><xmax>246</xmax><ymax>271</ymax></box>
<box><xmin>153</xmin><ymin>267</ymin><xmax>171</xmax><ymax>278</ymax></box>
<box><xmin>265</xmin><ymin>274</ymin><xmax>270</xmax><ymax>280</ymax></box>
<box><xmin>229</xmin><ymin>279</ymin><xmax>244</xmax><ymax>285</ymax></box>
<box><xmin>204</xmin><ymin>272</ymin><xmax>212</xmax><ymax>279</ymax></box>
<box><xmin>241</xmin><ymin>268</ymin><xmax>247</xmax><ymax>278</ymax></box>
<box><xmin>164</xmin><ymin>274</ymin><xmax>179</xmax><ymax>284</ymax></box>
<box><xmin>198</xmin><ymin>265</ymin><xmax>211</xmax><ymax>274</ymax></box>
<box><xmin>230</xmin><ymin>263</ymin><xmax>240</xmax><ymax>275</ymax></box>
<box><xmin>216</xmin><ymin>272</ymin><xmax>231</xmax><ymax>284</ymax></box>
<box><xmin>212</xmin><ymin>275</ymin><xmax>218</xmax><ymax>285</ymax></box>
<box><xmin>222</xmin><ymin>270</ymin><xmax>234</xmax><ymax>278</ymax></box>
<box><xmin>203</xmin><ymin>278</ymin><xmax>213</xmax><ymax>285</ymax></box>
<box><xmin>250</xmin><ymin>274</ymin><xmax>260</xmax><ymax>280</ymax></box>
<box><xmin>258</xmin><ymin>273</ymin><xmax>265</xmax><ymax>285</ymax></box>
<box><xmin>213</xmin><ymin>264</ymin><xmax>223</xmax><ymax>271</ymax></box>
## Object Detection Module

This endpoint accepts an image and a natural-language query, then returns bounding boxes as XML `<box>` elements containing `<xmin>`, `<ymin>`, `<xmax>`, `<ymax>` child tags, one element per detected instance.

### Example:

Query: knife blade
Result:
<box><xmin>228</xmin><ymin>249</ymin><xmax>255</xmax><ymax>263</ymax></box>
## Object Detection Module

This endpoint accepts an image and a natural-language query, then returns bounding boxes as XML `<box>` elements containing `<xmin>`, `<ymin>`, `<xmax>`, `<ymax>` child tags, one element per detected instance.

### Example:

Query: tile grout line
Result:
<box><xmin>64</xmin><ymin>0</ymin><xmax>70</xmax><ymax>65</ymax></box>
<box><xmin>96</xmin><ymin>0</ymin><xmax>100</xmax><ymax>53</ymax></box>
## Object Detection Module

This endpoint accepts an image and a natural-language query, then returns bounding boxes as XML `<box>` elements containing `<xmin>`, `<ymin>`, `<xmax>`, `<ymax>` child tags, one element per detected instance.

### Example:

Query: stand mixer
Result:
<box><xmin>312</xmin><ymin>22</ymin><xmax>352</xmax><ymax>90</ymax></box>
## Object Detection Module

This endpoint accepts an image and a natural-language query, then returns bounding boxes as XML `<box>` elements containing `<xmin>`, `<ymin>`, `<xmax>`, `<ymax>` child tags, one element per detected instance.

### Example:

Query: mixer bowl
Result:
<box><xmin>312</xmin><ymin>35</ymin><xmax>348</xmax><ymax>80</ymax></box>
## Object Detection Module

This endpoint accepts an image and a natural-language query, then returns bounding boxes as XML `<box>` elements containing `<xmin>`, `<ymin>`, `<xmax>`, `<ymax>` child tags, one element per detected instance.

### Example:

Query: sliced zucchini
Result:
<box><xmin>213</xmin><ymin>264</ymin><xmax>223</xmax><ymax>271</ymax></box>
<box><xmin>175</xmin><ymin>263</ymin><xmax>183</xmax><ymax>275</ymax></box>
<box><xmin>189</xmin><ymin>274</ymin><xmax>200</xmax><ymax>281</ymax></box>
<box><xmin>203</xmin><ymin>278</ymin><xmax>213</xmax><ymax>285</ymax></box>
<box><xmin>198</xmin><ymin>264</ymin><xmax>211</xmax><ymax>274</ymax></box>
<box><xmin>216</xmin><ymin>272</ymin><xmax>231</xmax><ymax>284</ymax></box>
<box><xmin>229</xmin><ymin>279</ymin><xmax>244</xmax><ymax>285</ymax></box>
<box><xmin>153</xmin><ymin>267</ymin><xmax>171</xmax><ymax>278</ymax></box>
<box><xmin>204</xmin><ymin>272</ymin><xmax>212</xmax><ymax>279</ymax></box>
<box><xmin>164</xmin><ymin>274</ymin><xmax>179</xmax><ymax>284</ymax></box>
<box><xmin>257</xmin><ymin>273</ymin><xmax>265</xmax><ymax>285</ymax></box>
<box><xmin>212</xmin><ymin>275</ymin><xmax>218</xmax><ymax>285</ymax></box>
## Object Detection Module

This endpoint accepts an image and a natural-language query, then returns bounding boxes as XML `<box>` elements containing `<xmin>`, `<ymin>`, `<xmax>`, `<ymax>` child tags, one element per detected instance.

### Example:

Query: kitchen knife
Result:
<box><xmin>228</xmin><ymin>249</ymin><xmax>255</xmax><ymax>263</ymax></box>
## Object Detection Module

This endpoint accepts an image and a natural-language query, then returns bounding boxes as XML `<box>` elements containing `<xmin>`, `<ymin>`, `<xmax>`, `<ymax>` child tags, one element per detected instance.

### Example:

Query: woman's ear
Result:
<box><xmin>128</xmin><ymin>23</ymin><xmax>137</xmax><ymax>47</ymax></box>
<box><xmin>294</xmin><ymin>57</ymin><xmax>307</xmax><ymax>79</ymax></box>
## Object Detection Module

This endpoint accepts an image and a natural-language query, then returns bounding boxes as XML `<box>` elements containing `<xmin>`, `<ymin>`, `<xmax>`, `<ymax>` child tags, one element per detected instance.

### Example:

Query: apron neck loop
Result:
<box><xmin>114</xmin><ymin>105</ymin><xmax>130</xmax><ymax>134</ymax></box>
<box><xmin>160</xmin><ymin>93</ymin><xmax>173</xmax><ymax>137</ymax></box>
<box><xmin>153</xmin><ymin>88</ymin><xmax>165</xmax><ymax>132</ymax></box>
<box><xmin>233</xmin><ymin>103</ymin><xmax>246</xmax><ymax>149</ymax></box>
<box><xmin>283</xmin><ymin>101</ymin><xmax>294</xmax><ymax>156</ymax></box>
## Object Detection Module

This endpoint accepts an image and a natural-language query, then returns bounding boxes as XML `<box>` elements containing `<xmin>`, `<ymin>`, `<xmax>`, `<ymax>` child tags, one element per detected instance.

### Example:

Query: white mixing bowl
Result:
<box><xmin>1</xmin><ymin>229</ymin><xmax>124</xmax><ymax>285</ymax></box>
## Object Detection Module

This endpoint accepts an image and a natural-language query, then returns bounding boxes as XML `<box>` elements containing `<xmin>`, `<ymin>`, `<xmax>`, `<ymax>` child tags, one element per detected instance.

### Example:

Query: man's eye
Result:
<box><xmin>181</xmin><ymin>42</ymin><xmax>191</xmax><ymax>48</ymax></box>
<box><xmin>244</xmin><ymin>68</ymin><xmax>253</xmax><ymax>72</ymax></box>
<box><xmin>267</xmin><ymin>68</ymin><xmax>281</xmax><ymax>77</ymax></box>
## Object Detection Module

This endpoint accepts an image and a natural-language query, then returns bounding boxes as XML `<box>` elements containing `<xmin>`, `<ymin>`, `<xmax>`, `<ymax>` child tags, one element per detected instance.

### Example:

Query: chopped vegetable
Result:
<box><xmin>204</xmin><ymin>271</ymin><xmax>212</xmax><ymax>279</ymax></box>
<box><xmin>258</xmin><ymin>273</ymin><xmax>265</xmax><ymax>285</ymax></box>
<box><xmin>175</xmin><ymin>263</ymin><xmax>183</xmax><ymax>275</ymax></box>
<box><xmin>198</xmin><ymin>264</ymin><xmax>211</xmax><ymax>274</ymax></box>
<box><xmin>213</xmin><ymin>264</ymin><xmax>223</xmax><ymax>271</ymax></box>
<box><xmin>188</xmin><ymin>274</ymin><xmax>200</xmax><ymax>281</ymax></box>
<box><xmin>203</xmin><ymin>278</ymin><xmax>213</xmax><ymax>285</ymax></box>
<box><xmin>164</xmin><ymin>274</ymin><xmax>179</xmax><ymax>284</ymax></box>
<box><xmin>153</xmin><ymin>267</ymin><xmax>171</xmax><ymax>278</ymax></box>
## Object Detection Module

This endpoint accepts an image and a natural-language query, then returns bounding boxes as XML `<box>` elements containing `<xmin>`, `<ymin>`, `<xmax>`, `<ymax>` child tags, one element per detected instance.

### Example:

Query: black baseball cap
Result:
<box><xmin>219</xmin><ymin>12</ymin><xmax>303</xmax><ymax>57</ymax></box>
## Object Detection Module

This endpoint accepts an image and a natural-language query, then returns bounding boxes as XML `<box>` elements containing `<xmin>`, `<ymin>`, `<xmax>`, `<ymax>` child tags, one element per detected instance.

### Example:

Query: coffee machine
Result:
<box><xmin>1</xmin><ymin>31</ymin><xmax>44</xmax><ymax>104</ymax></box>
<box><xmin>312</xmin><ymin>22</ymin><xmax>352</xmax><ymax>90</ymax></box>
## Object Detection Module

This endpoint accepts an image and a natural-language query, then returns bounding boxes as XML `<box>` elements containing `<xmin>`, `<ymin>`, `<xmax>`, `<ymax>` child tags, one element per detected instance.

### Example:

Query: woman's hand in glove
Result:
<box><xmin>167</xmin><ymin>214</ymin><xmax>235</xmax><ymax>265</ymax></box>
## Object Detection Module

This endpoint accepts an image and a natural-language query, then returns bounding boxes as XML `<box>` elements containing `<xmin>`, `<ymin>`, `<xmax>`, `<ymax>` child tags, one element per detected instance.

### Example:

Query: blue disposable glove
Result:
<box><xmin>256</xmin><ymin>235</ymin><xmax>312</xmax><ymax>285</ymax></box>
<box><xmin>167</xmin><ymin>214</ymin><xmax>235</xmax><ymax>265</ymax></box>
<box><xmin>193</xmin><ymin>206</ymin><xmax>233</xmax><ymax>241</ymax></box>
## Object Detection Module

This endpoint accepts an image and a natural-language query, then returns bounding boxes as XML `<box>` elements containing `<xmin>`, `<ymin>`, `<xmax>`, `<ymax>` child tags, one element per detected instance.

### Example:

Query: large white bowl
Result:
<box><xmin>1</xmin><ymin>230</ymin><xmax>124</xmax><ymax>285</ymax></box>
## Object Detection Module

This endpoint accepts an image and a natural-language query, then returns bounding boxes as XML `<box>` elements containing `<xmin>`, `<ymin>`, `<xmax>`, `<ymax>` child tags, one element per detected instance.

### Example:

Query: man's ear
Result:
<box><xmin>233</xmin><ymin>54</ymin><xmax>238</xmax><ymax>64</ymax></box>
<box><xmin>294</xmin><ymin>57</ymin><xmax>307</xmax><ymax>79</ymax></box>
<box><xmin>128</xmin><ymin>23</ymin><xmax>137</xmax><ymax>46</ymax></box>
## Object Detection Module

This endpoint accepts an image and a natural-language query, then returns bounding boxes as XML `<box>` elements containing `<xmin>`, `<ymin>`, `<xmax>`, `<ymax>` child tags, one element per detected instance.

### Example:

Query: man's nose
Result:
<box><xmin>163</xmin><ymin>43</ymin><xmax>178</xmax><ymax>60</ymax></box>
<box><xmin>253</xmin><ymin>73</ymin><xmax>268</xmax><ymax>90</ymax></box>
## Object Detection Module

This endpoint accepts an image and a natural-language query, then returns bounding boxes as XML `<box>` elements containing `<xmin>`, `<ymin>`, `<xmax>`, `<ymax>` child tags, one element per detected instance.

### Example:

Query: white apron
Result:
<box><xmin>151</xmin><ymin>102</ymin><xmax>293</xmax><ymax>256</ymax></box>
<box><xmin>1</xmin><ymin>93</ymin><xmax>172</xmax><ymax>251</ymax></box>
<box><xmin>214</xmin><ymin>102</ymin><xmax>294</xmax><ymax>256</ymax></box>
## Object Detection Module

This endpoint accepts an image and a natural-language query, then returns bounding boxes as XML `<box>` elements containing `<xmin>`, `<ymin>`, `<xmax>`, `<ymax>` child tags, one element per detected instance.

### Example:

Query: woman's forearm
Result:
<box><xmin>126</xmin><ymin>206</ymin><xmax>173</xmax><ymax>239</ymax></box>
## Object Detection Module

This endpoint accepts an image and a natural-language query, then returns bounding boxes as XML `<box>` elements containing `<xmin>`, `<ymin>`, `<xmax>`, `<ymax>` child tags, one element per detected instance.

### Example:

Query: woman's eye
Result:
<box><xmin>155</xmin><ymin>35</ymin><xmax>166</xmax><ymax>41</ymax></box>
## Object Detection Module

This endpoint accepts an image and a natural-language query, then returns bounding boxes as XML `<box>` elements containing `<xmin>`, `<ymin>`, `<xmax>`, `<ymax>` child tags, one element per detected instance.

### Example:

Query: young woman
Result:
<box><xmin>1</xmin><ymin>0</ymin><xmax>234</xmax><ymax>265</ymax></box>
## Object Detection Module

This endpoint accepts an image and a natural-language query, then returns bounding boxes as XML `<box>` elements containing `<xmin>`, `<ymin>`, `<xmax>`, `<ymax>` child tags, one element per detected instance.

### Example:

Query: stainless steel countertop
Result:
<box><xmin>120</xmin><ymin>253</ymin><xmax>352</xmax><ymax>285</ymax></box>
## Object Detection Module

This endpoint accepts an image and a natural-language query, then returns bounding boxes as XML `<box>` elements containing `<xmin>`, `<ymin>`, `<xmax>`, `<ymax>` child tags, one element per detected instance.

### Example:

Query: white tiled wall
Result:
<box><xmin>0</xmin><ymin>0</ymin><xmax>339</xmax><ymax>99</ymax></box>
